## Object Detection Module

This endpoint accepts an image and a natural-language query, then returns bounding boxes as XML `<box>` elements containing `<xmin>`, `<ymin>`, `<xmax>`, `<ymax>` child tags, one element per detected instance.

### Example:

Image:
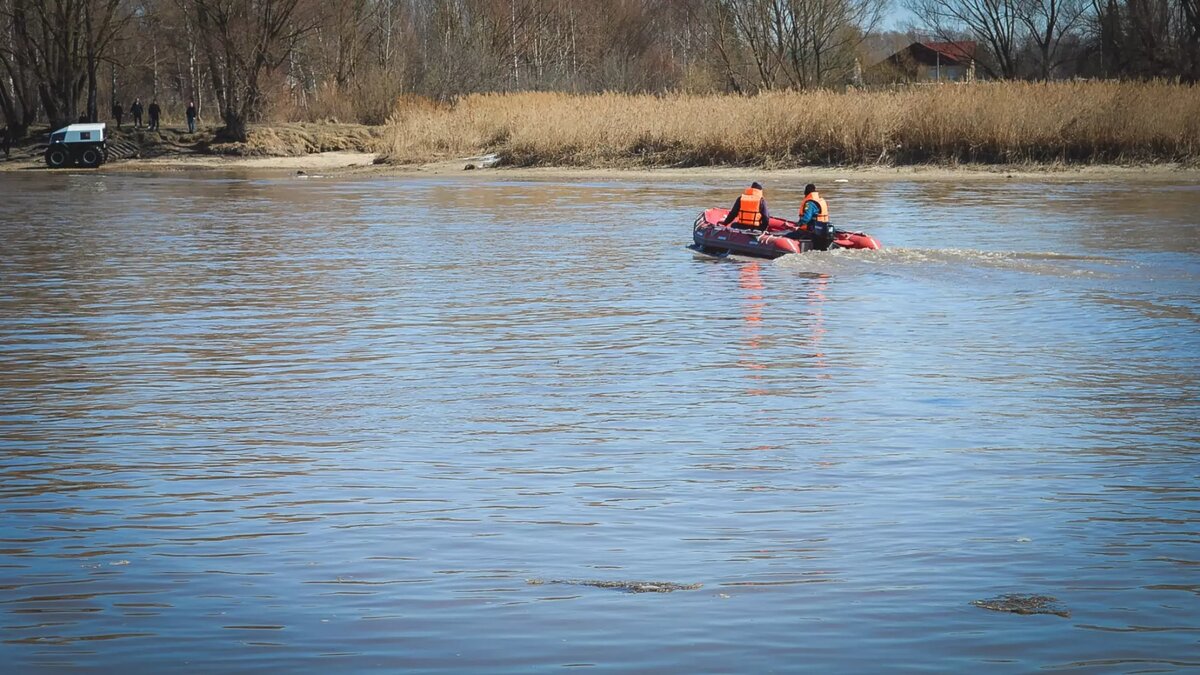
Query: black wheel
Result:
<box><xmin>45</xmin><ymin>146</ymin><xmax>71</xmax><ymax>168</ymax></box>
<box><xmin>77</xmin><ymin>145</ymin><xmax>103</xmax><ymax>168</ymax></box>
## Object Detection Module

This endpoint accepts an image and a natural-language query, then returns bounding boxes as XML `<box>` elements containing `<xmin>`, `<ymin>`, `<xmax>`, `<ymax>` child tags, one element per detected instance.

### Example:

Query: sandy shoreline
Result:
<box><xmin>412</xmin><ymin>162</ymin><xmax>1200</xmax><ymax>184</ymax></box>
<box><xmin>0</xmin><ymin>149</ymin><xmax>379</xmax><ymax>174</ymax></box>
<box><xmin>3</xmin><ymin>150</ymin><xmax>1198</xmax><ymax>182</ymax></box>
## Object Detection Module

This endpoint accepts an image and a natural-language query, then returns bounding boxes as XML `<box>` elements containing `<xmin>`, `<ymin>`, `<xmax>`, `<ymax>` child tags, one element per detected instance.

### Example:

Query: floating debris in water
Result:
<box><xmin>527</xmin><ymin>579</ymin><xmax>702</xmax><ymax>593</ymax></box>
<box><xmin>971</xmin><ymin>594</ymin><xmax>1070</xmax><ymax>618</ymax></box>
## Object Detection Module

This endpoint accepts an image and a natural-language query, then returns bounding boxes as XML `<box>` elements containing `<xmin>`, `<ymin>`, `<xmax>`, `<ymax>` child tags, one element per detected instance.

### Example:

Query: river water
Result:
<box><xmin>1</xmin><ymin>171</ymin><xmax>1197</xmax><ymax>672</ymax></box>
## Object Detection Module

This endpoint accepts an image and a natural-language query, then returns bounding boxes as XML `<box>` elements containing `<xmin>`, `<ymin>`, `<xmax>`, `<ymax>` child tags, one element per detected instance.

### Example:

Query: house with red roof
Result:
<box><xmin>868</xmin><ymin>41</ymin><xmax>979</xmax><ymax>83</ymax></box>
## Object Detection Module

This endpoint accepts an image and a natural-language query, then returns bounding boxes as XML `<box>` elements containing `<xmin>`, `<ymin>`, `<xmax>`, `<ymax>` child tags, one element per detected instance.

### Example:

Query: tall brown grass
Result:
<box><xmin>380</xmin><ymin>81</ymin><xmax>1200</xmax><ymax>167</ymax></box>
<box><xmin>208</xmin><ymin>122</ymin><xmax>384</xmax><ymax>156</ymax></box>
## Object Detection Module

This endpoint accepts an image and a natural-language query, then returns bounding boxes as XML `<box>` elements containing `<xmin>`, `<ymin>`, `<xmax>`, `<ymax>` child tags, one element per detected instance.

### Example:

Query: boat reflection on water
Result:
<box><xmin>736</xmin><ymin>262</ymin><xmax>831</xmax><ymax>386</ymax></box>
<box><xmin>732</xmin><ymin>261</ymin><xmax>834</xmax><ymax>448</ymax></box>
<box><xmin>736</xmin><ymin>261</ymin><xmax>770</xmax><ymax>397</ymax></box>
<box><xmin>806</xmin><ymin>273</ymin><xmax>829</xmax><ymax>375</ymax></box>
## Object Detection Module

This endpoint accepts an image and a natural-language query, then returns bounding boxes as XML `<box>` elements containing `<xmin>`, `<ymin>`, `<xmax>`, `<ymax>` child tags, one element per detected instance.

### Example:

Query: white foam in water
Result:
<box><xmin>775</xmin><ymin>246</ymin><xmax>1120</xmax><ymax>280</ymax></box>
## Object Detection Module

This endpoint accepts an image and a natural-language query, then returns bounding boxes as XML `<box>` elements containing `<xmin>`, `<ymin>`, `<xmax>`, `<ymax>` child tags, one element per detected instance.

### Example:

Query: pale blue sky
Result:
<box><xmin>884</xmin><ymin>5</ymin><xmax>918</xmax><ymax>31</ymax></box>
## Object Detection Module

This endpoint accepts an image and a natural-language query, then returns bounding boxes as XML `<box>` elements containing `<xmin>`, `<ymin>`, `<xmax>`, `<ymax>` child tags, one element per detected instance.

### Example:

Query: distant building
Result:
<box><xmin>868</xmin><ymin>41</ymin><xmax>978</xmax><ymax>84</ymax></box>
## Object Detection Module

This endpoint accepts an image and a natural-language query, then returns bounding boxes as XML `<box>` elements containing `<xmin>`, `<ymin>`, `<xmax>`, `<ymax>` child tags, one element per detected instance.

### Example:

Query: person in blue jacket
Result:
<box><xmin>788</xmin><ymin>183</ymin><xmax>834</xmax><ymax>250</ymax></box>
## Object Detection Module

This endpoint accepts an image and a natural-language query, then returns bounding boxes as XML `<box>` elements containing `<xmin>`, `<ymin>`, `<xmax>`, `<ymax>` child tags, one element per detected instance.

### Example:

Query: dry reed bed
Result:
<box><xmin>381</xmin><ymin>82</ymin><xmax>1200</xmax><ymax>167</ymax></box>
<box><xmin>210</xmin><ymin>123</ymin><xmax>385</xmax><ymax>156</ymax></box>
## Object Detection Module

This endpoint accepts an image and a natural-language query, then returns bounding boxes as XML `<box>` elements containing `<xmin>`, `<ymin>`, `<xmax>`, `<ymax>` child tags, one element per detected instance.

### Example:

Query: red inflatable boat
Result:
<box><xmin>692</xmin><ymin>208</ymin><xmax>881</xmax><ymax>259</ymax></box>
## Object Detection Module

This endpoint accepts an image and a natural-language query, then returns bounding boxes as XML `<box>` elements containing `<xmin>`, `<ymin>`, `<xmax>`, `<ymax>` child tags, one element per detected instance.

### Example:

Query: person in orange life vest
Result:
<box><xmin>787</xmin><ymin>183</ymin><xmax>833</xmax><ymax>250</ymax></box>
<box><xmin>720</xmin><ymin>182</ymin><xmax>771</xmax><ymax>229</ymax></box>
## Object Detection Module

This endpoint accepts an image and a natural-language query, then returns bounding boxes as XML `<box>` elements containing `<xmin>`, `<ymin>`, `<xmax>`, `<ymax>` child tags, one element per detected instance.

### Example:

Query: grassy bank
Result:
<box><xmin>380</xmin><ymin>82</ymin><xmax>1200</xmax><ymax>168</ymax></box>
<box><xmin>1</xmin><ymin>121</ymin><xmax>382</xmax><ymax>162</ymax></box>
<box><xmin>206</xmin><ymin>122</ymin><xmax>384</xmax><ymax>156</ymax></box>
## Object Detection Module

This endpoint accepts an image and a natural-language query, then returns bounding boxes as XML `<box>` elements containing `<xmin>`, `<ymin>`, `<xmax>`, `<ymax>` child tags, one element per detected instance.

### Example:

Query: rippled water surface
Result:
<box><xmin>1</xmin><ymin>171</ymin><xmax>1197</xmax><ymax>671</ymax></box>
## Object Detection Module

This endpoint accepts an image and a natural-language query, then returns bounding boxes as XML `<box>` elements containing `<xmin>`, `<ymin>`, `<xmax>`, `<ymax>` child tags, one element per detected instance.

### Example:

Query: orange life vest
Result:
<box><xmin>736</xmin><ymin>188</ymin><xmax>764</xmax><ymax>227</ymax></box>
<box><xmin>800</xmin><ymin>192</ymin><xmax>829</xmax><ymax>224</ymax></box>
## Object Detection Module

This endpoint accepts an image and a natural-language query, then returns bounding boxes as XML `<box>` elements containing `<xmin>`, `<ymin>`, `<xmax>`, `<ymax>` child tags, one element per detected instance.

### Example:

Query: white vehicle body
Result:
<box><xmin>45</xmin><ymin>122</ymin><xmax>108</xmax><ymax>168</ymax></box>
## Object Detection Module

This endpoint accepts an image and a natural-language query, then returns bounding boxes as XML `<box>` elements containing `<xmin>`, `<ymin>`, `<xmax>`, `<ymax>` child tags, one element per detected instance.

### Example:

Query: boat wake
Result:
<box><xmin>774</xmin><ymin>246</ymin><xmax>1122</xmax><ymax>280</ymax></box>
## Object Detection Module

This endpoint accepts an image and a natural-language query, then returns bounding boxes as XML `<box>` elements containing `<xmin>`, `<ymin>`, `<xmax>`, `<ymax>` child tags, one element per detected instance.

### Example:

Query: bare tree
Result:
<box><xmin>327</xmin><ymin>0</ymin><xmax>371</xmax><ymax>88</ymax></box>
<box><xmin>705</xmin><ymin>0</ymin><xmax>884</xmax><ymax>91</ymax></box>
<box><xmin>724</xmin><ymin>0</ymin><xmax>786</xmax><ymax>89</ymax></box>
<box><xmin>21</xmin><ymin>0</ymin><xmax>89</xmax><ymax>128</ymax></box>
<box><xmin>83</xmin><ymin>0</ymin><xmax>134</xmax><ymax>123</ymax></box>
<box><xmin>782</xmin><ymin>0</ymin><xmax>887</xmax><ymax>87</ymax></box>
<box><xmin>0</xmin><ymin>0</ymin><xmax>133</xmax><ymax>131</ymax></box>
<box><xmin>192</xmin><ymin>0</ymin><xmax>323</xmax><ymax>140</ymax></box>
<box><xmin>906</xmin><ymin>0</ymin><xmax>1023</xmax><ymax>78</ymax></box>
<box><xmin>0</xmin><ymin>0</ymin><xmax>44</xmax><ymax>136</ymax></box>
<box><xmin>1018</xmin><ymin>0</ymin><xmax>1087</xmax><ymax>78</ymax></box>
<box><xmin>8</xmin><ymin>0</ymin><xmax>1196</xmax><ymax>132</ymax></box>
<box><xmin>1184</xmin><ymin>0</ymin><xmax>1200</xmax><ymax>79</ymax></box>
<box><xmin>1086</xmin><ymin>0</ymin><xmax>1189</xmax><ymax>77</ymax></box>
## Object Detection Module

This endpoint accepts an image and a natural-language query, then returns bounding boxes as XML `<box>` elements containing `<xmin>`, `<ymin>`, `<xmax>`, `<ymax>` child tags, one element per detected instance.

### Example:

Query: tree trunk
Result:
<box><xmin>85</xmin><ymin>0</ymin><xmax>97</xmax><ymax>122</ymax></box>
<box><xmin>152</xmin><ymin>41</ymin><xmax>159</xmax><ymax>100</ymax></box>
<box><xmin>1184</xmin><ymin>0</ymin><xmax>1200</xmax><ymax>82</ymax></box>
<box><xmin>221</xmin><ymin>109</ymin><xmax>247</xmax><ymax>142</ymax></box>
<box><xmin>511</xmin><ymin>0</ymin><xmax>519</xmax><ymax>87</ymax></box>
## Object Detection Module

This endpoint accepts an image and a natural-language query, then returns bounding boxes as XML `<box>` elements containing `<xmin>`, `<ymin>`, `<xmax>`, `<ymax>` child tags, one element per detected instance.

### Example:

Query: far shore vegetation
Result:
<box><xmin>379</xmin><ymin>82</ymin><xmax>1200</xmax><ymax>169</ymax></box>
<box><xmin>3</xmin><ymin>1</ymin><xmax>1199</xmax><ymax>170</ymax></box>
<box><xmin>4</xmin><ymin>0</ymin><xmax>1200</xmax><ymax>159</ymax></box>
<box><xmin>4</xmin><ymin>82</ymin><xmax>1197</xmax><ymax>171</ymax></box>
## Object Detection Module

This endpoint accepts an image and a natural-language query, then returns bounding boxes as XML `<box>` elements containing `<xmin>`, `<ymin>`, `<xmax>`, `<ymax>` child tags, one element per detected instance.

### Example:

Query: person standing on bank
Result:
<box><xmin>147</xmin><ymin>100</ymin><xmax>161</xmax><ymax>130</ymax></box>
<box><xmin>130</xmin><ymin>98</ymin><xmax>144</xmax><ymax>128</ymax></box>
<box><xmin>111</xmin><ymin>101</ymin><xmax>124</xmax><ymax>129</ymax></box>
<box><xmin>720</xmin><ymin>182</ymin><xmax>771</xmax><ymax>230</ymax></box>
<box><xmin>789</xmin><ymin>183</ymin><xmax>833</xmax><ymax>250</ymax></box>
<box><xmin>186</xmin><ymin>101</ymin><xmax>197</xmax><ymax>133</ymax></box>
